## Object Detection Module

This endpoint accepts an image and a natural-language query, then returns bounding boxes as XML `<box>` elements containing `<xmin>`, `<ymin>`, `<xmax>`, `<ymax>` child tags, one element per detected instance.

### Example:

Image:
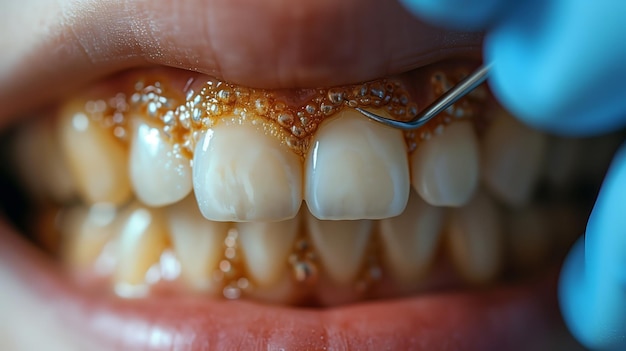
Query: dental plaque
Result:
<box><xmin>10</xmin><ymin>61</ymin><xmax>593</xmax><ymax>307</ymax></box>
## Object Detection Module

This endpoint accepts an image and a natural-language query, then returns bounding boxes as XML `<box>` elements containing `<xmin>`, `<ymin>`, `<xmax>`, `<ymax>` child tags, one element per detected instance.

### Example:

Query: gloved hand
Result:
<box><xmin>399</xmin><ymin>0</ymin><xmax>626</xmax><ymax>349</ymax></box>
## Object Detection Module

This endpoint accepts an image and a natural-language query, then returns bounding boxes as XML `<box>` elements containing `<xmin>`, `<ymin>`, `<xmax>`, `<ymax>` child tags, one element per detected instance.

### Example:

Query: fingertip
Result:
<box><xmin>398</xmin><ymin>0</ymin><xmax>508</xmax><ymax>30</ymax></box>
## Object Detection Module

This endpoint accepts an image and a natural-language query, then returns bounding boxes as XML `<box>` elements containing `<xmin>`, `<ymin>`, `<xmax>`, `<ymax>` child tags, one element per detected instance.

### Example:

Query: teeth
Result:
<box><xmin>13</xmin><ymin>121</ymin><xmax>76</xmax><ymax>203</ymax></box>
<box><xmin>379</xmin><ymin>190</ymin><xmax>444</xmax><ymax>286</ymax></box>
<box><xmin>114</xmin><ymin>203</ymin><xmax>168</xmax><ymax>295</ymax></box>
<box><xmin>166</xmin><ymin>195</ymin><xmax>228</xmax><ymax>292</ymax></box>
<box><xmin>411</xmin><ymin>121</ymin><xmax>480</xmax><ymax>207</ymax></box>
<box><xmin>482</xmin><ymin>110</ymin><xmax>548</xmax><ymax>207</ymax></box>
<box><xmin>305</xmin><ymin>109</ymin><xmax>410</xmax><ymax>220</ymax></box>
<box><xmin>129</xmin><ymin>119</ymin><xmax>192</xmax><ymax>207</ymax></box>
<box><xmin>446</xmin><ymin>190</ymin><xmax>503</xmax><ymax>284</ymax></box>
<box><xmin>505</xmin><ymin>207</ymin><xmax>552</xmax><ymax>272</ymax></box>
<box><xmin>58</xmin><ymin>102</ymin><xmax>132</xmax><ymax>205</ymax></box>
<box><xmin>237</xmin><ymin>214</ymin><xmax>300</xmax><ymax>287</ymax></box>
<box><xmin>305</xmin><ymin>208</ymin><xmax>372</xmax><ymax>285</ymax></box>
<box><xmin>542</xmin><ymin>137</ymin><xmax>583</xmax><ymax>189</ymax></box>
<box><xmin>193</xmin><ymin>121</ymin><xmax>303</xmax><ymax>222</ymax></box>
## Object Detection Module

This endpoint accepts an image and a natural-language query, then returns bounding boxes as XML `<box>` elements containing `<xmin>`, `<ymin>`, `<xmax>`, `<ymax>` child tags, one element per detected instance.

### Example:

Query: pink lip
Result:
<box><xmin>0</xmin><ymin>216</ymin><xmax>576</xmax><ymax>350</ymax></box>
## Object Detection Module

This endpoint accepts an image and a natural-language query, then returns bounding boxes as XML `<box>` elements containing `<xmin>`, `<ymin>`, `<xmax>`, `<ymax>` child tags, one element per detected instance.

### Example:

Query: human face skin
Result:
<box><xmin>0</xmin><ymin>0</ymin><xmax>601</xmax><ymax>350</ymax></box>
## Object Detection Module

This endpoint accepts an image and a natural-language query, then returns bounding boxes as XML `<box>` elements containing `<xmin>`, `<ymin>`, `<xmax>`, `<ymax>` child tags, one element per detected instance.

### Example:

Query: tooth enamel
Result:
<box><xmin>237</xmin><ymin>214</ymin><xmax>300</xmax><ymax>287</ymax></box>
<box><xmin>193</xmin><ymin>121</ymin><xmax>303</xmax><ymax>221</ymax></box>
<box><xmin>59</xmin><ymin>103</ymin><xmax>132</xmax><ymax>205</ymax></box>
<box><xmin>305</xmin><ymin>109</ymin><xmax>410</xmax><ymax>220</ymax></box>
<box><xmin>114</xmin><ymin>203</ymin><xmax>168</xmax><ymax>293</ymax></box>
<box><xmin>411</xmin><ymin>121</ymin><xmax>479</xmax><ymax>207</ymax></box>
<box><xmin>446</xmin><ymin>190</ymin><xmax>503</xmax><ymax>284</ymax></box>
<box><xmin>505</xmin><ymin>208</ymin><xmax>552</xmax><ymax>272</ymax></box>
<box><xmin>482</xmin><ymin>111</ymin><xmax>548</xmax><ymax>207</ymax></box>
<box><xmin>306</xmin><ymin>208</ymin><xmax>372</xmax><ymax>285</ymax></box>
<box><xmin>379</xmin><ymin>191</ymin><xmax>444</xmax><ymax>286</ymax></box>
<box><xmin>166</xmin><ymin>195</ymin><xmax>228</xmax><ymax>292</ymax></box>
<box><xmin>129</xmin><ymin>119</ymin><xmax>192</xmax><ymax>207</ymax></box>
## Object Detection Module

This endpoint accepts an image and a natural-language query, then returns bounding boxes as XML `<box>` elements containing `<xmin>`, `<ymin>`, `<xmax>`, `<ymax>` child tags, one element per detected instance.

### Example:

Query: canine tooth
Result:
<box><xmin>13</xmin><ymin>121</ymin><xmax>76</xmax><ymax>202</ymax></box>
<box><xmin>306</xmin><ymin>208</ymin><xmax>372</xmax><ymax>285</ymax></box>
<box><xmin>411</xmin><ymin>121</ymin><xmax>479</xmax><ymax>207</ymax></box>
<box><xmin>59</xmin><ymin>102</ymin><xmax>132</xmax><ymax>205</ymax></box>
<box><xmin>193</xmin><ymin>121</ymin><xmax>303</xmax><ymax>221</ymax></box>
<box><xmin>482</xmin><ymin>111</ymin><xmax>548</xmax><ymax>207</ymax></box>
<box><xmin>305</xmin><ymin>109</ymin><xmax>410</xmax><ymax>220</ymax></box>
<box><xmin>129</xmin><ymin>119</ymin><xmax>192</xmax><ymax>207</ymax></box>
<box><xmin>446</xmin><ymin>191</ymin><xmax>503</xmax><ymax>284</ymax></box>
<box><xmin>114</xmin><ymin>203</ymin><xmax>168</xmax><ymax>292</ymax></box>
<box><xmin>237</xmin><ymin>215</ymin><xmax>300</xmax><ymax>287</ymax></box>
<box><xmin>166</xmin><ymin>195</ymin><xmax>228</xmax><ymax>292</ymax></box>
<box><xmin>379</xmin><ymin>191</ymin><xmax>444</xmax><ymax>285</ymax></box>
<box><xmin>505</xmin><ymin>208</ymin><xmax>552</xmax><ymax>272</ymax></box>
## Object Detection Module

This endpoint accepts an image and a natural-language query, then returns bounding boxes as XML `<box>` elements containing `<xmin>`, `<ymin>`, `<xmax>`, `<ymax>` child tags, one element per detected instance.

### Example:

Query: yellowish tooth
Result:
<box><xmin>379</xmin><ymin>191</ymin><xmax>444</xmax><ymax>286</ymax></box>
<box><xmin>411</xmin><ymin>121</ymin><xmax>479</xmax><ymax>207</ymax></box>
<box><xmin>446</xmin><ymin>190</ymin><xmax>503</xmax><ymax>284</ymax></box>
<box><xmin>58</xmin><ymin>102</ymin><xmax>132</xmax><ymax>205</ymax></box>
<box><xmin>129</xmin><ymin>119</ymin><xmax>192</xmax><ymax>207</ymax></box>
<box><xmin>305</xmin><ymin>109</ymin><xmax>410</xmax><ymax>220</ymax></box>
<box><xmin>166</xmin><ymin>195</ymin><xmax>228</xmax><ymax>292</ymax></box>
<box><xmin>482</xmin><ymin>110</ymin><xmax>547</xmax><ymax>207</ymax></box>
<box><xmin>114</xmin><ymin>203</ymin><xmax>168</xmax><ymax>295</ymax></box>
<box><xmin>505</xmin><ymin>208</ymin><xmax>552</xmax><ymax>272</ymax></box>
<box><xmin>305</xmin><ymin>207</ymin><xmax>372</xmax><ymax>285</ymax></box>
<box><xmin>237</xmin><ymin>214</ymin><xmax>300</xmax><ymax>287</ymax></box>
<box><xmin>542</xmin><ymin>137</ymin><xmax>583</xmax><ymax>189</ymax></box>
<box><xmin>59</xmin><ymin>203</ymin><xmax>120</xmax><ymax>267</ymax></box>
<box><xmin>193</xmin><ymin>121</ymin><xmax>303</xmax><ymax>222</ymax></box>
<box><xmin>13</xmin><ymin>121</ymin><xmax>76</xmax><ymax>202</ymax></box>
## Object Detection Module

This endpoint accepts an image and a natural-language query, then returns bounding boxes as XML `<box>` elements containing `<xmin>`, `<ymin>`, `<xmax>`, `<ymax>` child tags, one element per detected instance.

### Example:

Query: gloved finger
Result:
<box><xmin>486</xmin><ymin>0</ymin><xmax>626</xmax><ymax>136</ymax></box>
<box><xmin>559</xmin><ymin>141</ymin><xmax>626</xmax><ymax>350</ymax></box>
<box><xmin>398</xmin><ymin>0</ymin><xmax>516</xmax><ymax>30</ymax></box>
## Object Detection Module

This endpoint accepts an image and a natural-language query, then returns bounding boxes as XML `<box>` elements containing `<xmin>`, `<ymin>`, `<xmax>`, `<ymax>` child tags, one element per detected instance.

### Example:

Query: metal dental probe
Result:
<box><xmin>355</xmin><ymin>63</ymin><xmax>492</xmax><ymax>130</ymax></box>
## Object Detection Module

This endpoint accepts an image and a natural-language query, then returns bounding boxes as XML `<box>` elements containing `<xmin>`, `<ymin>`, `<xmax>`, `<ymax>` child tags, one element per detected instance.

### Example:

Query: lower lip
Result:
<box><xmin>0</xmin><ymin>217</ymin><xmax>576</xmax><ymax>351</ymax></box>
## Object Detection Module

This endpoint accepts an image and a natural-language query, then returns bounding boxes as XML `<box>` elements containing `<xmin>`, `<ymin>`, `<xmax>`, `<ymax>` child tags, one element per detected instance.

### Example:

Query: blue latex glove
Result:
<box><xmin>400</xmin><ymin>0</ymin><xmax>626</xmax><ymax>349</ymax></box>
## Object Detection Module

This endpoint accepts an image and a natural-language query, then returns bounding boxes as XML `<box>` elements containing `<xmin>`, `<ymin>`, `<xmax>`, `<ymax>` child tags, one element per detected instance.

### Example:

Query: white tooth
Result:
<box><xmin>306</xmin><ymin>208</ymin><xmax>372</xmax><ymax>285</ymax></box>
<box><xmin>193</xmin><ymin>121</ymin><xmax>303</xmax><ymax>221</ymax></box>
<box><xmin>166</xmin><ymin>195</ymin><xmax>228</xmax><ymax>292</ymax></box>
<box><xmin>114</xmin><ymin>203</ymin><xmax>168</xmax><ymax>294</ymax></box>
<box><xmin>505</xmin><ymin>207</ymin><xmax>552</xmax><ymax>272</ymax></box>
<box><xmin>305</xmin><ymin>109</ymin><xmax>410</xmax><ymax>220</ymax></box>
<box><xmin>237</xmin><ymin>215</ymin><xmax>300</xmax><ymax>287</ymax></box>
<box><xmin>13</xmin><ymin>120</ymin><xmax>76</xmax><ymax>202</ymax></box>
<box><xmin>58</xmin><ymin>102</ymin><xmax>132</xmax><ymax>205</ymax></box>
<box><xmin>446</xmin><ymin>190</ymin><xmax>503</xmax><ymax>284</ymax></box>
<box><xmin>129</xmin><ymin>119</ymin><xmax>192</xmax><ymax>207</ymax></box>
<box><xmin>379</xmin><ymin>191</ymin><xmax>444</xmax><ymax>285</ymax></box>
<box><xmin>411</xmin><ymin>121</ymin><xmax>479</xmax><ymax>207</ymax></box>
<box><xmin>482</xmin><ymin>110</ymin><xmax>548</xmax><ymax>207</ymax></box>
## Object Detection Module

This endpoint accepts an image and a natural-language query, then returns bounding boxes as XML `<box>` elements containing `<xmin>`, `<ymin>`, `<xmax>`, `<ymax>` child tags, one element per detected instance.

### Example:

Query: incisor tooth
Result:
<box><xmin>166</xmin><ymin>195</ymin><xmax>228</xmax><ymax>292</ymax></box>
<box><xmin>305</xmin><ymin>109</ymin><xmax>410</xmax><ymax>220</ymax></box>
<box><xmin>446</xmin><ymin>191</ymin><xmax>503</xmax><ymax>284</ymax></box>
<box><xmin>482</xmin><ymin>110</ymin><xmax>547</xmax><ymax>207</ymax></box>
<box><xmin>505</xmin><ymin>208</ymin><xmax>552</xmax><ymax>272</ymax></box>
<box><xmin>193</xmin><ymin>121</ymin><xmax>303</xmax><ymax>221</ymax></box>
<box><xmin>59</xmin><ymin>102</ymin><xmax>132</xmax><ymax>205</ymax></box>
<box><xmin>306</xmin><ymin>208</ymin><xmax>372</xmax><ymax>285</ymax></box>
<box><xmin>129</xmin><ymin>119</ymin><xmax>192</xmax><ymax>207</ymax></box>
<box><xmin>379</xmin><ymin>191</ymin><xmax>444</xmax><ymax>286</ymax></box>
<box><xmin>237</xmin><ymin>215</ymin><xmax>300</xmax><ymax>287</ymax></box>
<box><xmin>411</xmin><ymin>121</ymin><xmax>479</xmax><ymax>207</ymax></box>
<box><xmin>114</xmin><ymin>203</ymin><xmax>168</xmax><ymax>293</ymax></box>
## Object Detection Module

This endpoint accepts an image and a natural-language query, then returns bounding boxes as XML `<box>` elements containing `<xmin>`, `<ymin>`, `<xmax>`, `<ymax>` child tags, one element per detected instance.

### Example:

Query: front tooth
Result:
<box><xmin>446</xmin><ymin>190</ymin><xmax>503</xmax><ymax>284</ymax></box>
<box><xmin>129</xmin><ymin>118</ymin><xmax>192</xmax><ymax>207</ymax></box>
<box><xmin>482</xmin><ymin>110</ymin><xmax>548</xmax><ymax>207</ymax></box>
<box><xmin>58</xmin><ymin>102</ymin><xmax>132</xmax><ymax>205</ymax></box>
<box><xmin>166</xmin><ymin>195</ymin><xmax>228</xmax><ymax>292</ymax></box>
<box><xmin>193</xmin><ymin>121</ymin><xmax>303</xmax><ymax>221</ymax></box>
<box><xmin>379</xmin><ymin>190</ymin><xmax>444</xmax><ymax>286</ymax></box>
<box><xmin>237</xmin><ymin>215</ymin><xmax>300</xmax><ymax>287</ymax></box>
<box><xmin>305</xmin><ymin>208</ymin><xmax>372</xmax><ymax>285</ymax></box>
<box><xmin>411</xmin><ymin>121</ymin><xmax>480</xmax><ymax>207</ymax></box>
<box><xmin>114</xmin><ymin>203</ymin><xmax>168</xmax><ymax>294</ymax></box>
<box><xmin>505</xmin><ymin>207</ymin><xmax>552</xmax><ymax>272</ymax></box>
<box><xmin>305</xmin><ymin>109</ymin><xmax>410</xmax><ymax>220</ymax></box>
